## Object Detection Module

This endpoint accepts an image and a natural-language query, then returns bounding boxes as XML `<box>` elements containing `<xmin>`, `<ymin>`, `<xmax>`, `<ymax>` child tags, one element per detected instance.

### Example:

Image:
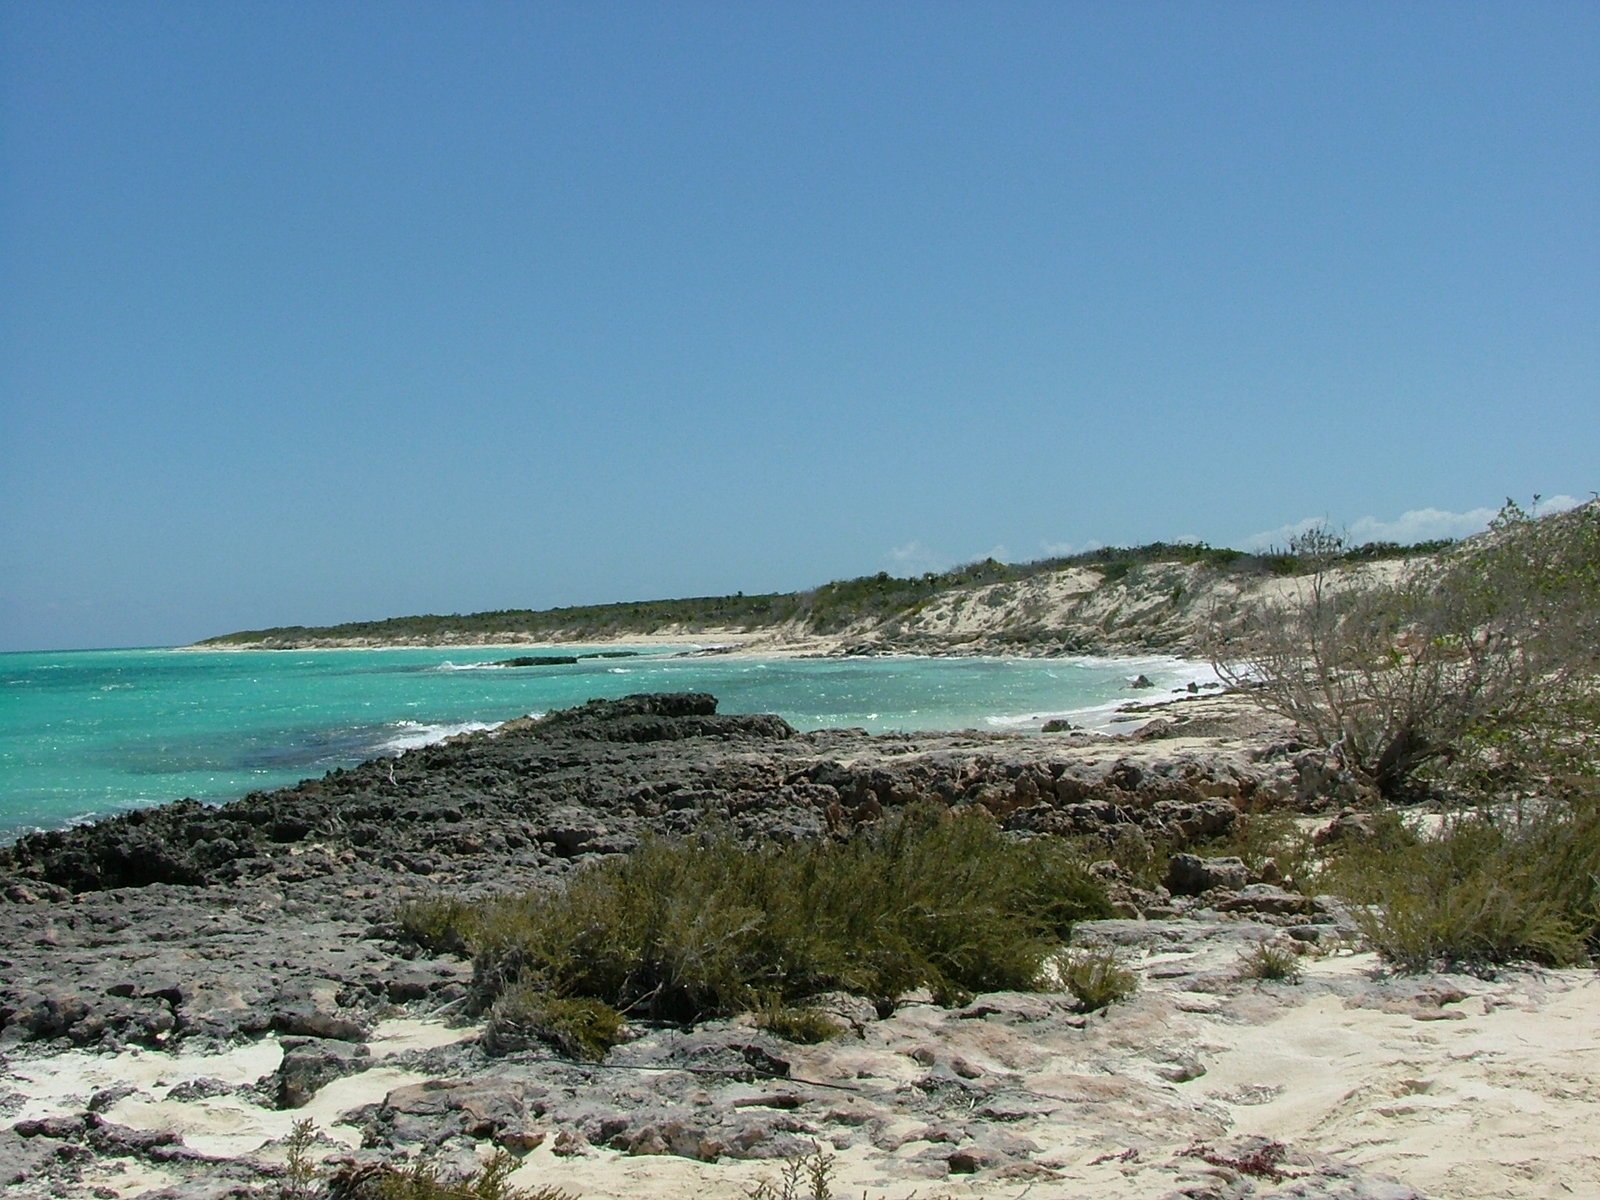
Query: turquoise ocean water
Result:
<box><xmin>0</xmin><ymin>645</ymin><xmax>1216</xmax><ymax>839</ymax></box>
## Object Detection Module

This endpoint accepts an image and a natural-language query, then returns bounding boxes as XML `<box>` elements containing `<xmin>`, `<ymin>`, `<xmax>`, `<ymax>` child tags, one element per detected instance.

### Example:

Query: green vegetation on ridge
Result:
<box><xmin>201</xmin><ymin>537</ymin><xmax>1449</xmax><ymax>646</ymax></box>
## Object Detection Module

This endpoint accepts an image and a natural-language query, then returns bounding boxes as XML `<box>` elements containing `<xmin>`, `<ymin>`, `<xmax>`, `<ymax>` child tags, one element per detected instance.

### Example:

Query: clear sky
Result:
<box><xmin>2</xmin><ymin>2</ymin><xmax>1596</xmax><ymax>651</ymax></box>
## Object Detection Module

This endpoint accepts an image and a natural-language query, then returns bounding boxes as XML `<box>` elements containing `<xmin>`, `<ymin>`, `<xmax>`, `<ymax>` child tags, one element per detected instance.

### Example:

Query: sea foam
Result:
<box><xmin>378</xmin><ymin>719</ymin><xmax>501</xmax><ymax>754</ymax></box>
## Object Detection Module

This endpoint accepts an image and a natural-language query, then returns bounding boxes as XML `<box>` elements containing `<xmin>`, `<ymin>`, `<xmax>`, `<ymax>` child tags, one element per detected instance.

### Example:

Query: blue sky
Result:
<box><xmin>2</xmin><ymin>3</ymin><xmax>1596</xmax><ymax>651</ymax></box>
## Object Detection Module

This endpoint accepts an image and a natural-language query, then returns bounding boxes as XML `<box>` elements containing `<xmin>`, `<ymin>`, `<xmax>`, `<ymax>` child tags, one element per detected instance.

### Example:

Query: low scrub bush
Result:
<box><xmin>413</xmin><ymin>805</ymin><xmax>1111</xmax><ymax>1027</ymax></box>
<box><xmin>1236</xmin><ymin>939</ymin><xmax>1304</xmax><ymax>984</ymax></box>
<box><xmin>1192</xmin><ymin>806</ymin><xmax>1317</xmax><ymax>891</ymax></box>
<box><xmin>1055</xmin><ymin>946</ymin><xmax>1139</xmax><ymax>1011</ymax></box>
<box><xmin>1332</xmin><ymin>794</ymin><xmax>1600</xmax><ymax>973</ymax></box>
<box><xmin>395</xmin><ymin>895</ymin><xmax>481</xmax><ymax>956</ymax></box>
<box><xmin>1068</xmin><ymin>806</ymin><xmax>1315</xmax><ymax>896</ymax></box>
<box><xmin>754</xmin><ymin>1000</ymin><xmax>845</xmax><ymax>1044</ymax></box>
<box><xmin>1062</xmin><ymin>825</ymin><xmax>1174</xmax><ymax>892</ymax></box>
<box><xmin>1215</xmin><ymin>502</ymin><xmax>1600</xmax><ymax>800</ymax></box>
<box><xmin>483</xmin><ymin>988</ymin><xmax>626</xmax><ymax>1061</ymax></box>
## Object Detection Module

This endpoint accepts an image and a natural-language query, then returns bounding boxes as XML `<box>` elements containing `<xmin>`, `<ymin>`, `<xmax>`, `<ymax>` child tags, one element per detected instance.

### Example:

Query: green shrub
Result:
<box><xmin>1334</xmin><ymin>797</ymin><xmax>1599</xmax><ymax>973</ymax></box>
<box><xmin>754</xmin><ymin>1000</ymin><xmax>845</xmax><ymax>1044</ymax></box>
<box><xmin>422</xmin><ymin>805</ymin><xmax>1110</xmax><ymax>1024</ymax></box>
<box><xmin>1056</xmin><ymin>946</ymin><xmax>1139</xmax><ymax>1011</ymax></box>
<box><xmin>483</xmin><ymin>988</ymin><xmax>626</xmax><ymax>1061</ymax></box>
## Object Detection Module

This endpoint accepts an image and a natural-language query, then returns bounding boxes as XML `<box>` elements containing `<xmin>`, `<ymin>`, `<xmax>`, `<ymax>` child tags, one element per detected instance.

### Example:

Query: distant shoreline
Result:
<box><xmin>189</xmin><ymin>551</ymin><xmax>1432</xmax><ymax>662</ymax></box>
<box><xmin>182</xmin><ymin>629</ymin><xmax>765</xmax><ymax>649</ymax></box>
<box><xmin>182</xmin><ymin>629</ymin><xmax>870</xmax><ymax>659</ymax></box>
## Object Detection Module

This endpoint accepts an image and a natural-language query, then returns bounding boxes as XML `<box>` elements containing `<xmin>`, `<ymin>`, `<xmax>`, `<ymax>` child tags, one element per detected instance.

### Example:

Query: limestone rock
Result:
<box><xmin>276</xmin><ymin>1036</ymin><xmax>372</xmax><ymax>1108</ymax></box>
<box><xmin>1165</xmin><ymin>854</ymin><xmax>1251</xmax><ymax>896</ymax></box>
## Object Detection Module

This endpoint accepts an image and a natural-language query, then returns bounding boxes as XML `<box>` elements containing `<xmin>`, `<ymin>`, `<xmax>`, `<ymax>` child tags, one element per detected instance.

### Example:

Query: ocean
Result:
<box><xmin>0</xmin><ymin>645</ymin><xmax>1217</xmax><ymax>839</ymax></box>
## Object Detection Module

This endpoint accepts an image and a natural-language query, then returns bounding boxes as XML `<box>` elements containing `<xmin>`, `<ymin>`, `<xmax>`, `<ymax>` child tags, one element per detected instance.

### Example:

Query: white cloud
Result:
<box><xmin>1348</xmin><ymin>507</ymin><xmax>1500</xmax><ymax>545</ymax></box>
<box><xmin>1240</xmin><ymin>515</ymin><xmax>1339</xmax><ymax>552</ymax></box>
<box><xmin>886</xmin><ymin>541</ymin><xmax>1015</xmax><ymax>576</ymax></box>
<box><xmin>1041</xmin><ymin>538</ymin><xmax>1105</xmax><ymax>557</ymax></box>
<box><xmin>1533</xmin><ymin>493</ymin><xmax>1584</xmax><ymax>516</ymax></box>
<box><xmin>886</xmin><ymin>541</ymin><xmax>953</xmax><ymax>575</ymax></box>
<box><xmin>1243</xmin><ymin>495</ymin><xmax>1583</xmax><ymax>552</ymax></box>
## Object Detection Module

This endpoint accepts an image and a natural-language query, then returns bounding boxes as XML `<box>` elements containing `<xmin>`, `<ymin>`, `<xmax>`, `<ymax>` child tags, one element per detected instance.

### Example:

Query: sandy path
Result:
<box><xmin>1198</xmin><ymin>959</ymin><xmax>1600</xmax><ymax>1198</ymax></box>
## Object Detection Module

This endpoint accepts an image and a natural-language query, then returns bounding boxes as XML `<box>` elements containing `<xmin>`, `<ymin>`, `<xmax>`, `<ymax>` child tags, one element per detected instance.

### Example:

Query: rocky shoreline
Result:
<box><xmin>2</xmin><ymin>693</ymin><xmax>1595</xmax><ymax>1199</ymax></box>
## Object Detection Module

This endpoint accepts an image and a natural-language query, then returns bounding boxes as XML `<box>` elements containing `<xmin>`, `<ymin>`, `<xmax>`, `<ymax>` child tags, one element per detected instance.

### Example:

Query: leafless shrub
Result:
<box><xmin>1213</xmin><ymin>500</ymin><xmax>1600</xmax><ymax>799</ymax></box>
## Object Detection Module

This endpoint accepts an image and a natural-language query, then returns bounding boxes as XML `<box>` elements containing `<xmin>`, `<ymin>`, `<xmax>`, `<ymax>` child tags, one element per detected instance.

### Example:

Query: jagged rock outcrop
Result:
<box><xmin>0</xmin><ymin>692</ymin><xmax>1315</xmax><ymax>1055</ymax></box>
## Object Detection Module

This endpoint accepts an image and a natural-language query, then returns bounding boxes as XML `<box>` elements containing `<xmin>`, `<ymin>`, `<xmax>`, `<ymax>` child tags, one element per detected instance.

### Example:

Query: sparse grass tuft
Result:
<box><xmin>754</xmin><ymin>1000</ymin><xmax>846</xmax><ymax>1044</ymax></box>
<box><xmin>1236</xmin><ymin>938</ymin><xmax>1304</xmax><ymax>984</ymax></box>
<box><xmin>746</xmin><ymin>1146</ymin><xmax>837</xmax><ymax>1200</ymax></box>
<box><xmin>1056</xmin><ymin>946</ymin><xmax>1139</xmax><ymax>1012</ymax></box>
<box><xmin>281</xmin><ymin>1117</ymin><xmax>319</xmax><ymax>1200</ymax></box>
<box><xmin>367</xmin><ymin>1150</ymin><xmax>574</xmax><ymax>1200</ymax></box>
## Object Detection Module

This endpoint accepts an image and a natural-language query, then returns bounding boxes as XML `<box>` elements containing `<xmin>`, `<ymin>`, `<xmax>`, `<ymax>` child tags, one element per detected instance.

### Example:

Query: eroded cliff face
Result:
<box><xmin>789</xmin><ymin>558</ymin><xmax>1411</xmax><ymax>658</ymax></box>
<box><xmin>199</xmin><ymin>555</ymin><xmax>1418</xmax><ymax>657</ymax></box>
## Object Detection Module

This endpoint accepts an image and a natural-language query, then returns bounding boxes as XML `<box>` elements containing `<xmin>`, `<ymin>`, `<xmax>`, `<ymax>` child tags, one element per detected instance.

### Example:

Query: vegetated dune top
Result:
<box><xmin>195</xmin><ymin>540</ymin><xmax>1439</xmax><ymax>657</ymax></box>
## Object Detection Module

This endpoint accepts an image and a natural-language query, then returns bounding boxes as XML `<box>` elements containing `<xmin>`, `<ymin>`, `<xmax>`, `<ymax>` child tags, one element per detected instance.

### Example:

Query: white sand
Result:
<box><xmin>8</xmin><ymin>931</ymin><xmax>1595</xmax><ymax>1199</ymax></box>
<box><xmin>1198</xmin><ymin>958</ymin><xmax>1600</xmax><ymax>1198</ymax></box>
<box><xmin>497</xmin><ymin>953</ymin><xmax>1600</xmax><ymax>1200</ymax></box>
<box><xmin>6</xmin><ymin>1018</ymin><xmax>477</xmax><ymax>1167</ymax></box>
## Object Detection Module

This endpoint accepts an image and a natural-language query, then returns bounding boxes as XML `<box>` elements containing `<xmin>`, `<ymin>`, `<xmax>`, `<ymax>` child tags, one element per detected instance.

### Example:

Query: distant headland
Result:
<box><xmin>196</xmin><ymin>538</ymin><xmax>1446</xmax><ymax>659</ymax></box>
